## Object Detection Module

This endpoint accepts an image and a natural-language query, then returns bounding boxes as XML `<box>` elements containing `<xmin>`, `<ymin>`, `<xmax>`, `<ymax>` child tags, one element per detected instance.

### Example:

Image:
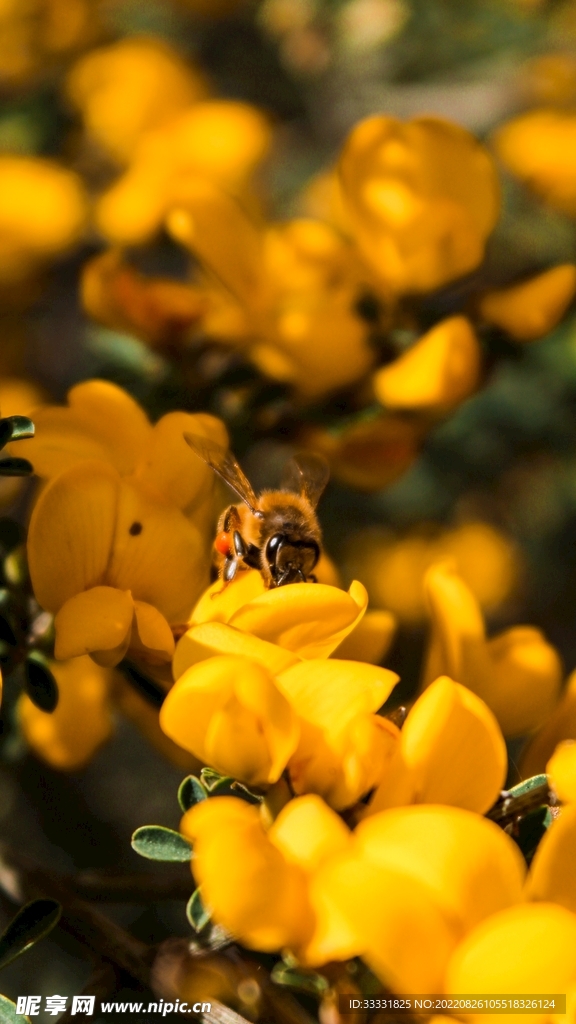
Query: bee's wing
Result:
<box><xmin>184</xmin><ymin>433</ymin><xmax>261</xmax><ymax>516</ymax></box>
<box><xmin>281</xmin><ymin>452</ymin><xmax>330</xmax><ymax>509</ymax></box>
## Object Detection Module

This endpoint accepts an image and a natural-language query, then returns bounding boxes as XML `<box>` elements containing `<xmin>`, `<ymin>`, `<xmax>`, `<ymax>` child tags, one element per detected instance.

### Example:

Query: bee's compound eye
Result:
<box><xmin>265</xmin><ymin>533</ymin><xmax>284</xmax><ymax>564</ymax></box>
<box><xmin>214</xmin><ymin>531</ymin><xmax>231</xmax><ymax>556</ymax></box>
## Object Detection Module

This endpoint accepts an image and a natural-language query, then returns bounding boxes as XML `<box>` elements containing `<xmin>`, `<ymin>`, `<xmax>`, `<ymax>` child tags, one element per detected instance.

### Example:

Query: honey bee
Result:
<box><xmin>184</xmin><ymin>433</ymin><xmax>329</xmax><ymax>588</ymax></box>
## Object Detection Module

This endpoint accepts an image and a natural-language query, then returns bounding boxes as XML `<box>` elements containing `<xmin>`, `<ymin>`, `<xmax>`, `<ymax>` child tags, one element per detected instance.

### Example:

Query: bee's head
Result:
<box><xmin>265</xmin><ymin>532</ymin><xmax>320</xmax><ymax>585</ymax></box>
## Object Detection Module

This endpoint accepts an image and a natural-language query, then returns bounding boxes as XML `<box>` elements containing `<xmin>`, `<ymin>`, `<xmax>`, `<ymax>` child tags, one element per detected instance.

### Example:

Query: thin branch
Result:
<box><xmin>70</xmin><ymin>869</ymin><xmax>192</xmax><ymax>903</ymax></box>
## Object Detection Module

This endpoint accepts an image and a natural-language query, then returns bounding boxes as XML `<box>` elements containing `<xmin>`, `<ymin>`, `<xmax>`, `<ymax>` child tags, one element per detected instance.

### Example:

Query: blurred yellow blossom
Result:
<box><xmin>96</xmin><ymin>102</ymin><xmax>272</xmax><ymax>246</ymax></box>
<box><xmin>526</xmin><ymin>803</ymin><xmax>576</xmax><ymax>913</ymax></box>
<box><xmin>546</xmin><ymin>741</ymin><xmax>576</xmax><ymax>804</ymax></box>
<box><xmin>302</xmin><ymin>412</ymin><xmax>423</xmax><ymax>491</ymax></box>
<box><xmin>338</xmin><ymin>115</ymin><xmax>500</xmax><ymax>294</ymax></box>
<box><xmin>493</xmin><ymin>109</ymin><xmax>576</xmax><ymax>217</ymax></box>
<box><xmin>0</xmin><ymin>0</ymin><xmax>100</xmax><ymax>88</ymax></box>
<box><xmin>81</xmin><ymin>248</ymin><xmax>207</xmax><ymax>349</ymax></box>
<box><xmin>18</xmin><ymin>655</ymin><xmax>115</xmax><ymax>769</ymax></box>
<box><xmin>166</xmin><ymin>188</ymin><xmax>375</xmax><ymax>399</ymax></box>
<box><xmin>373</xmin><ymin>316</ymin><xmax>481</xmax><ymax>412</ymax></box>
<box><xmin>422</xmin><ymin>562</ymin><xmax>562</xmax><ymax>736</ymax></box>
<box><xmin>366</xmin><ymin>675</ymin><xmax>507</xmax><ymax>816</ymax></box>
<box><xmin>163</xmin><ymin>647</ymin><xmax>399</xmax><ymax>808</ymax></box>
<box><xmin>24</xmin><ymin>380</ymin><xmax>227</xmax><ymax>667</ymax></box>
<box><xmin>521</xmin><ymin>669</ymin><xmax>576</xmax><ymax>777</ymax></box>
<box><xmin>0</xmin><ymin>157</ymin><xmax>87</xmax><ymax>284</ymax></box>
<box><xmin>66</xmin><ymin>36</ymin><xmax>209</xmax><ymax>165</ymax></box>
<box><xmin>344</xmin><ymin>521</ymin><xmax>519</xmax><ymax>623</ymax></box>
<box><xmin>478</xmin><ymin>264</ymin><xmax>576</xmax><ymax>341</ymax></box>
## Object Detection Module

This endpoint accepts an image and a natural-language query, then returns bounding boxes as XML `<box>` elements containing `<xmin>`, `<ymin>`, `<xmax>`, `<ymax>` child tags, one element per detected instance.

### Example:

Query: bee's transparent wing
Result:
<box><xmin>184</xmin><ymin>433</ymin><xmax>261</xmax><ymax>516</ymax></box>
<box><xmin>281</xmin><ymin>451</ymin><xmax>330</xmax><ymax>509</ymax></box>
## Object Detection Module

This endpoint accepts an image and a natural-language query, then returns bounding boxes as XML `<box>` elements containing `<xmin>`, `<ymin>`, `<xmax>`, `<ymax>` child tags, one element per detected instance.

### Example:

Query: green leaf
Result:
<box><xmin>200</xmin><ymin>767</ymin><xmax>226</xmax><ymax>790</ymax></box>
<box><xmin>178</xmin><ymin>775</ymin><xmax>207</xmax><ymax>812</ymax></box>
<box><xmin>271</xmin><ymin>963</ymin><xmax>329</xmax><ymax>996</ymax></box>
<box><xmin>0</xmin><ymin>899</ymin><xmax>61</xmax><ymax>971</ymax></box>
<box><xmin>24</xmin><ymin>654</ymin><xmax>58</xmax><ymax>712</ymax></box>
<box><xmin>131</xmin><ymin>825</ymin><xmax>192</xmax><ymax>862</ymax></box>
<box><xmin>0</xmin><ymin>458</ymin><xmax>32</xmax><ymax>477</ymax></box>
<box><xmin>508</xmin><ymin>774</ymin><xmax>548</xmax><ymax>798</ymax></box>
<box><xmin>186</xmin><ymin>888</ymin><xmax>212</xmax><ymax>932</ymax></box>
<box><xmin>0</xmin><ymin>994</ymin><xmax>30</xmax><ymax>1023</ymax></box>
<box><xmin>4</xmin><ymin>417</ymin><xmax>34</xmax><ymax>442</ymax></box>
<box><xmin>3</xmin><ymin>547</ymin><xmax>27</xmax><ymax>586</ymax></box>
<box><xmin>198</xmin><ymin>768</ymin><xmax>262</xmax><ymax>803</ymax></box>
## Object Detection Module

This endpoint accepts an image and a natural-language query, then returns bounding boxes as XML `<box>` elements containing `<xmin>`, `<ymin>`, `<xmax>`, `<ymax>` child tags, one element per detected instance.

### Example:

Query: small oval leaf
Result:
<box><xmin>270</xmin><ymin>963</ymin><xmax>329</xmax><ymax>996</ymax></box>
<box><xmin>0</xmin><ymin>994</ymin><xmax>30</xmax><ymax>1024</ymax></box>
<box><xmin>24</xmin><ymin>655</ymin><xmax>58</xmax><ymax>712</ymax></box>
<box><xmin>186</xmin><ymin>888</ymin><xmax>211</xmax><ymax>933</ymax></box>
<box><xmin>0</xmin><ymin>899</ymin><xmax>61</xmax><ymax>971</ymax></box>
<box><xmin>5</xmin><ymin>417</ymin><xmax>34</xmax><ymax>442</ymax></box>
<box><xmin>0</xmin><ymin>458</ymin><xmax>33</xmax><ymax>477</ymax></box>
<box><xmin>178</xmin><ymin>776</ymin><xmax>207</xmax><ymax>813</ymax></box>
<box><xmin>131</xmin><ymin>825</ymin><xmax>192</xmax><ymax>862</ymax></box>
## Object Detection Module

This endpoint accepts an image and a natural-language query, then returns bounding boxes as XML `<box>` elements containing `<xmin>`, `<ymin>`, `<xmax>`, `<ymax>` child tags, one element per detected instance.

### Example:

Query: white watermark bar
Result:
<box><xmin>338</xmin><ymin>995</ymin><xmax>567</xmax><ymax>1015</ymax></box>
<box><xmin>16</xmin><ymin>996</ymin><xmax>212</xmax><ymax>1017</ymax></box>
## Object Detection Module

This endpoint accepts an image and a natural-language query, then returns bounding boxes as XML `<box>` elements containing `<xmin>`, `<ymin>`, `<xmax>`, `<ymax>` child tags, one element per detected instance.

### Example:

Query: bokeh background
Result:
<box><xmin>1</xmin><ymin>0</ymin><xmax>576</xmax><ymax>1012</ymax></box>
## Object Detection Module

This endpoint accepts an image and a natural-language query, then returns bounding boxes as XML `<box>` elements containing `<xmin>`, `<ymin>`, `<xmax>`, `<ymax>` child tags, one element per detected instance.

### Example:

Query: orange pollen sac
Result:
<box><xmin>214</xmin><ymin>531</ymin><xmax>231</xmax><ymax>556</ymax></box>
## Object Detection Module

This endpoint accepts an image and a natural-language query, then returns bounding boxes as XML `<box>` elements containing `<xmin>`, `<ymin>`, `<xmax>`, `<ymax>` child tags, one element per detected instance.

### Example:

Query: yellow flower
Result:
<box><xmin>546</xmin><ymin>741</ymin><xmax>576</xmax><ymax>804</ymax></box>
<box><xmin>366</xmin><ymin>675</ymin><xmax>507</xmax><ymax>816</ymax></box>
<box><xmin>176</xmin><ymin>571</ymin><xmax>371</xmax><ymax>664</ymax></box>
<box><xmin>81</xmin><ymin>248</ymin><xmax>207</xmax><ymax>349</ymax></box>
<box><xmin>66</xmin><ymin>37</ymin><xmax>208</xmax><ymax>165</ymax></box>
<box><xmin>493</xmin><ymin>109</ymin><xmax>576</xmax><ymax>217</ymax></box>
<box><xmin>478</xmin><ymin>264</ymin><xmax>576</xmax><ymax>342</ymax></box>
<box><xmin>24</xmin><ymin>380</ymin><xmax>227</xmax><ymax>667</ymax></box>
<box><xmin>445</xmin><ymin>903</ymin><xmax>576</xmax><ymax>1024</ymax></box>
<box><xmin>338</xmin><ymin>115</ymin><xmax>500</xmax><ymax>294</ymax></box>
<box><xmin>0</xmin><ymin>157</ymin><xmax>87</xmax><ymax>285</ymax></box>
<box><xmin>344</xmin><ymin>521</ymin><xmax>519</xmax><ymax>624</ymax></box>
<box><xmin>160</xmin><ymin>654</ymin><xmax>300</xmax><ymax>787</ymax></box>
<box><xmin>422</xmin><ymin>562</ymin><xmax>562</xmax><ymax>736</ymax></box>
<box><xmin>166</xmin><ymin>190</ymin><xmax>375</xmax><ymax>399</ymax></box>
<box><xmin>307</xmin><ymin>804</ymin><xmax>525</xmax><ymax>989</ymax></box>
<box><xmin>373</xmin><ymin>316</ymin><xmax>481</xmax><ymax>413</ymax></box>
<box><xmin>96</xmin><ymin>102</ymin><xmax>272</xmax><ymax>246</ymax></box>
<box><xmin>18</xmin><ymin>656</ymin><xmax>115</xmax><ymax>770</ymax></box>
<box><xmin>163</xmin><ymin>647</ymin><xmax>399</xmax><ymax>807</ymax></box>
<box><xmin>180</xmin><ymin>794</ymin><xmax>347</xmax><ymax>953</ymax></box>
<box><xmin>526</xmin><ymin>803</ymin><xmax>576</xmax><ymax>913</ymax></box>
<box><xmin>301</xmin><ymin>411</ymin><xmax>423</xmax><ymax>491</ymax></box>
<box><xmin>521</xmin><ymin>669</ymin><xmax>576</xmax><ymax>778</ymax></box>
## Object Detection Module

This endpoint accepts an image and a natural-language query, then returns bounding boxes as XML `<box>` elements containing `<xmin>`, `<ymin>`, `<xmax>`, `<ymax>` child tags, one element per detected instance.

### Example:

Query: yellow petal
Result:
<box><xmin>373</xmin><ymin>316</ymin><xmax>481</xmax><ymax>412</ymax></box>
<box><xmin>445</xmin><ymin>903</ymin><xmax>576</xmax><ymax>1024</ymax></box>
<box><xmin>132</xmin><ymin>601</ymin><xmax>175</xmax><ymax>664</ymax></box>
<box><xmin>133</xmin><ymin>410</ymin><xmax>228</xmax><ymax>510</ymax></box>
<box><xmin>356</xmin><ymin>804</ymin><xmax>526</xmax><ymax>936</ymax></box>
<box><xmin>28</xmin><ymin>460</ymin><xmax>120</xmax><ymax>613</ymax></box>
<box><xmin>190</xmin><ymin>570</ymin><xmax>266</xmax><ymax>626</ymax></box>
<box><xmin>268</xmin><ymin>794</ymin><xmax>351</xmax><ymax>875</ymax></box>
<box><xmin>181</xmin><ymin>796</ymin><xmax>314</xmax><ymax>952</ymax></box>
<box><xmin>485</xmin><ymin>627</ymin><xmax>562</xmax><ymax>738</ymax></box>
<box><xmin>422</xmin><ymin>561</ymin><xmax>492</xmax><ymax>698</ymax></box>
<box><xmin>307</xmin><ymin>851</ymin><xmax>457</xmax><ymax>990</ymax></box>
<box><xmin>526</xmin><ymin>804</ymin><xmax>576</xmax><ymax>913</ymax></box>
<box><xmin>18</xmin><ymin>656</ymin><xmax>114</xmax><ymax>770</ymax></box>
<box><xmin>173</xmin><ymin>622</ymin><xmax>300</xmax><ymax>679</ymax></box>
<box><xmin>372</xmin><ymin>676</ymin><xmax>506</xmax><ymax>815</ymax></box>
<box><xmin>277</xmin><ymin>658</ymin><xmax>398</xmax><ymax>730</ymax></box>
<box><xmin>54</xmin><ymin>586</ymin><xmax>134</xmax><ymax>665</ymax></box>
<box><xmin>479</xmin><ymin>264</ymin><xmax>576</xmax><ymax>341</ymax></box>
<box><xmin>521</xmin><ymin>669</ymin><xmax>576</xmax><ymax>778</ymax></box>
<box><xmin>106</xmin><ymin>481</ymin><xmax>209</xmax><ymax>624</ymax></box>
<box><xmin>230</xmin><ymin>580</ymin><xmax>369</xmax><ymax>658</ymax></box>
<box><xmin>547</xmin><ymin>741</ymin><xmax>576</xmax><ymax>804</ymax></box>
<box><xmin>331</xmin><ymin>609</ymin><xmax>396</xmax><ymax>664</ymax></box>
<box><xmin>20</xmin><ymin>380</ymin><xmax>152</xmax><ymax>478</ymax></box>
<box><xmin>160</xmin><ymin>655</ymin><xmax>300</xmax><ymax>786</ymax></box>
